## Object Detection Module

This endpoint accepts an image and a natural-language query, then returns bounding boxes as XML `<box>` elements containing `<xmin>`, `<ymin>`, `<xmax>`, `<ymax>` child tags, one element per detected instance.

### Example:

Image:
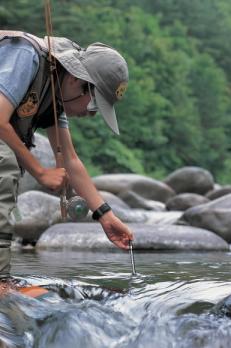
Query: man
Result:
<box><xmin>0</xmin><ymin>31</ymin><xmax>133</xmax><ymax>280</ymax></box>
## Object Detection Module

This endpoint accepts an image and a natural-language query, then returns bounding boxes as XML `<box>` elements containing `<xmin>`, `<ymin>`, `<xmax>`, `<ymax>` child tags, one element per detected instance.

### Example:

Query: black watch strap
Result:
<box><xmin>92</xmin><ymin>203</ymin><xmax>111</xmax><ymax>220</ymax></box>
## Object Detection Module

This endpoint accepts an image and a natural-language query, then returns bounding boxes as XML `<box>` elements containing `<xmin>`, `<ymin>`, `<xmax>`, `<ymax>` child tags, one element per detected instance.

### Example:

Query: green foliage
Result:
<box><xmin>217</xmin><ymin>158</ymin><xmax>231</xmax><ymax>184</ymax></box>
<box><xmin>2</xmin><ymin>0</ymin><xmax>231</xmax><ymax>182</ymax></box>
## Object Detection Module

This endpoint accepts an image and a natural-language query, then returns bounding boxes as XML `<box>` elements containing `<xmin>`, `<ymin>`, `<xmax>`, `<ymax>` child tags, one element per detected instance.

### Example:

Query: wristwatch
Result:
<box><xmin>92</xmin><ymin>203</ymin><xmax>111</xmax><ymax>220</ymax></box>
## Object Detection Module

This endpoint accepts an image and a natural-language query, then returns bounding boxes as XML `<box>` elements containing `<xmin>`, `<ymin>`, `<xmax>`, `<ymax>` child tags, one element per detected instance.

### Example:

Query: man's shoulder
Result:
<box><xmin>0</xmin><ymin>39</ymin><xmax>40</xmax><ymax>107</ymax></box>
<box><xmin>0</xmin><ymin>37</ymin><xmax>40</xmax><ymax>73</ymax></box>
<box><xmin>0</xmin><ymin>37</ymin><xmax>39</xmax><ymax>57</ymax></box>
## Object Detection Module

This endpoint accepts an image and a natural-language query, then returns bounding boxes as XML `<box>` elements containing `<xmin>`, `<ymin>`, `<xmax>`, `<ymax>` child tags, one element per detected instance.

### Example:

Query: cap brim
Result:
<box><xmin>95</xmin><ymin>88</ymin><xmax>119</xmax><ymax>135</ymax></box>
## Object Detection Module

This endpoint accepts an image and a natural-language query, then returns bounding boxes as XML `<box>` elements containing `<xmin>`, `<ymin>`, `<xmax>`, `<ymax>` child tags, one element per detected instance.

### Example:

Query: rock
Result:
<box><xmin>93</xmin><ymin>174</ymin><xmax>175</xmax><ymax>203</ymax></box>
<box><xmin>99</xmin><ymin>191</ymin><xmax>130</xmax><ymax>210</ymax></box>
<box><xmin>166</xmin><ymin>193</ymin><xmax>209</xmax><ymax>211</ymax></box>
<box><xmin>164</xmin><ymin>166</ymin><xmax>214</xmax><ymax>194</ymax></box>
<box><xmin>132</xmin><ymin>224</ymin><xmax>228</xmax><ymax>251</ymax></box>
<box><xmin>111</xmin><ymin>207</ymin><xmax>149</xmax><ymax>223</ymax></box>
<box><xmin>206</xmin><ymin>186</ymin><xmax>231</xmax><ymax>200</ymax></box>
<box><xmin>15</xmin><ymin>190</ymin><xmax>149</xmax><ymax>241</ymax></box>
<box><xmin>145</xmin><ymin>211</ymin><xmax>183</xmax><ymax>225</ymax></box>
<box><xmin>118</xmin><ymin>190</ymin><xmax>166</xmax><ymax>211</ymax></box>
<box><xmin>83</xmin><ymin>206</ymin><xmax>149</xmax><ymax>224</ymax></box>
<box><xmin>15</xmin><ymin>191</ymin><xmax>61</xmax><ymax>241</ymax></box>
<box><xmin>18</xmin><ymin>133</ymin><xmax>55</xmax><ymax>194</ymax></box>
<box><xmin>212</xmin><ymin>295</ymin><xmax>231</xmax><ymax>318</ymax></box>
<box><xmin>36</xmin><ymin>223</ymin><xmax>229</xmax><ymax>251</ymax></box>
<box><xmin>182</xmin><ymin>193</ymin><xmax>231</xmax><ymax>242</ymax></box>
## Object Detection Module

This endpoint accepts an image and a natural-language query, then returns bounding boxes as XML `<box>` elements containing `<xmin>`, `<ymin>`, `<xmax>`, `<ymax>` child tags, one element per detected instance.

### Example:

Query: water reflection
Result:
<box><xmin>0</xmin><ymin>250</ymin><xmax>230</xmax><ymax>347</ymax></box>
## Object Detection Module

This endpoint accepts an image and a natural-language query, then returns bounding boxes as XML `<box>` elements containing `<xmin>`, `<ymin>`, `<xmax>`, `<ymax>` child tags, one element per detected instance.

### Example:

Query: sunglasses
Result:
<box><xmin>87</xmin><ymin>83</ymin><xmax>98</xmax><ymax>112</ymax></box>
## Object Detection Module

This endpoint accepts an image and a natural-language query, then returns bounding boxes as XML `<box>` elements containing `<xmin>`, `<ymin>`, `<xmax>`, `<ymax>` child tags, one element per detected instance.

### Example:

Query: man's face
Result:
<box><xmin>61</xmin><ymin>75</ymin><xmax>97</xmax><ymax>117</ymax></box>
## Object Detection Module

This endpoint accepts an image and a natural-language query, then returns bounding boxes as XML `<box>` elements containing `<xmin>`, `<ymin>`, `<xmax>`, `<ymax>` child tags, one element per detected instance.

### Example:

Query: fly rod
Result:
<box><xmin>129</xmin><ymin>240</ymin><xmax>136</xmax><ymax>275</ymax></box>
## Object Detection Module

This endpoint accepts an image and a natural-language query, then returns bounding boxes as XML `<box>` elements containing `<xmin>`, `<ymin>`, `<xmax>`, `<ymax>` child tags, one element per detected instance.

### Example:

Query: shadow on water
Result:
<box><xmin>1</xmin><ymin>250</ymin><xmax>231</xmax><ymax>347</ymax></box>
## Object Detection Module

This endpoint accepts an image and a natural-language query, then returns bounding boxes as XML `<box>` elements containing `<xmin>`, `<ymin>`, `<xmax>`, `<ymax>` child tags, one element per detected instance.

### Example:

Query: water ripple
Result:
<box><xmin>1</xmin><ymin>250</ymin><xmax>231</xmax><ymax>347</ymax></box>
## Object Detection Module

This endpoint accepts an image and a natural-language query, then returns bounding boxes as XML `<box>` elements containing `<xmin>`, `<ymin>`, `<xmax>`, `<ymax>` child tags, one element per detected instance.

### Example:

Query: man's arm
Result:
<box><xmin>0</xmin><ymin>93</ymin><xmax>66</xmax><ymax>191</ymax></box>
<box><xmin>47</xmin><ymin>125</ymin><xmax>133</xmax><ymax>249</ymax></box>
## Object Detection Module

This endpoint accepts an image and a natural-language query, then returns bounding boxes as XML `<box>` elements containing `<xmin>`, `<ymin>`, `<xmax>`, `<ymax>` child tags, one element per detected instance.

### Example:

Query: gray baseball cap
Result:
<box><xmin>44</xmin><ymin>37</ymin><xmax>128</xmax><ymax>134</ymax></box>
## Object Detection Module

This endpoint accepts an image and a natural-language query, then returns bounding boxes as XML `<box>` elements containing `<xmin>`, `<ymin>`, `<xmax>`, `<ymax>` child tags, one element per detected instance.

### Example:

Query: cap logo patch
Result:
<box><xmin>116</xmin><ymin>82</ymin><xmax>127</xmax><ymax>100</ymax></box>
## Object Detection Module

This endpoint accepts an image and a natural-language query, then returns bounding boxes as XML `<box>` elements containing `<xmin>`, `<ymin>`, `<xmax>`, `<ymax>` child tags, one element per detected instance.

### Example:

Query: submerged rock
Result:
<box><xmin>36</xmin><ymin>223</ymin><xmax>228</xmax><ymax>251</ymax></box>
<box><xmin>183</xmin><ymin>193</ymin><xmax>231</xmax><ymax>242</ymax></box>
<box><xmin>164</xmin><ymin>166</ymin><xmax>214</xmax><ymax>194</ymax></box>
<box><xmin>212</xmin><ymin>295</ymin><xmax>231</xmax><ymax>318</ymax></box>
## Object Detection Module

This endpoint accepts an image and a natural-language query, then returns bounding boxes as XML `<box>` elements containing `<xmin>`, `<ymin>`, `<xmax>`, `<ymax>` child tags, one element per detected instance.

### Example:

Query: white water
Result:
<box><xmin>0</xmin><ymin>250</ymin><xmax>231</xmax><ymax>347</ymax></box>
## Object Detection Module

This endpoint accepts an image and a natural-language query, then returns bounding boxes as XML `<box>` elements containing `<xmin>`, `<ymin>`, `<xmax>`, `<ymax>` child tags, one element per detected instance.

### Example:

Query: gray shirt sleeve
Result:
<box><xmin>0</xmin><ymin>40</ymin><xmax>39</xmax><ymax>107</ymax></box>
<box><xmin>0</xmin><ymin>39</ymin><xmax>69</xmax><ymax>129</ymax></box>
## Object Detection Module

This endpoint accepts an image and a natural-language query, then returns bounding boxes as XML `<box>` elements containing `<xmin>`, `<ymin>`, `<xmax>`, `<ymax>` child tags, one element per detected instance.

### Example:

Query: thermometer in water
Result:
<box><xmin>129</xmin><ymin>240</ymin><xmax>136</xmax><ymax>275</ymax></box>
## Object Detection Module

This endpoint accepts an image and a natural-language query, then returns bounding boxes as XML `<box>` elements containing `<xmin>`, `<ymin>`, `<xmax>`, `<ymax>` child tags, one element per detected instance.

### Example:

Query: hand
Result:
<box><xmin>99</xmin><ymin>211</ymin><xmax>134</xmax><ymax>250</ymax></box>
<box><xmin>37</xmin><ymin>167</ymin><xmax>67</xmax><ymax>191</ymax></box>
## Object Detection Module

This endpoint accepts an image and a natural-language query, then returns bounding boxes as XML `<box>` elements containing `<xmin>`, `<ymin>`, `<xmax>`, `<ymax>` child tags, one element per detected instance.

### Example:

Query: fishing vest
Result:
<box><xmin>0</xmin><ymin>31</ymin><xmax>64</xmax><ymax>149</ymax></box>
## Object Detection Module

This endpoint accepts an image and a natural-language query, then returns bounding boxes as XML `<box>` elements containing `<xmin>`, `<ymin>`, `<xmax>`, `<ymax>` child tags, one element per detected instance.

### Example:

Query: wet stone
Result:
<box><xmin>212</xmin><ymin>295</ymin><xmax>231</xmax><ymax>318</ymax></box>
<box><xmin>36</xmin><ymin>223</ymin><xmax>229</xmax><ymax>251</ymax></box>
<box><xmin>182</xmin><ymin>193</ymin><xmax>231</xmax><ymax>243</ymax></box>
<box><xmin>15</xmin><ymin>191</ymin><xmax>61</xmax><ymax>242</ymax></box>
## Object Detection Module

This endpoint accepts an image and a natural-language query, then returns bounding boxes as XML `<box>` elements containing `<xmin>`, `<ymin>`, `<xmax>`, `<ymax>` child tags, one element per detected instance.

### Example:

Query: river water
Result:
<box><xmin>1</xmin><ymin>249</ymin><xmax>231</xmax><ymax>347</ymax></box>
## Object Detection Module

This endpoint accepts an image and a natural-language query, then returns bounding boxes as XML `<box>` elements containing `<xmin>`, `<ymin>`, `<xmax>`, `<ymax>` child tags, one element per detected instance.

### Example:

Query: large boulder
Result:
<box><xmin>15</xmin><ymin>191</ymin><xmax>61</xmax><ymax>241</ymax></box>
<box><xmin>166</xmin><ymin>193</ymin><xmax>209</xmax><ymax>211</ymax></box>
<box><xmin>36</xmin><ymin>223</ymin><xmax>228</xmax><ymax>251</ymax></box>
<box><xmin>18</xmin><ymin>133</ymin><xmax>55</xmax><ymax>194</ymax></box>
<box><xmin>15</xmin><ymin>190</ymin><xmax>149</xmax><ymax>242</ymax></box>
<box><xmin>164</xmin><ymin>166</ymin><xmax>214</xmax><ymax>194</ymax></box>
<box><xmin>182</xmin><ymin>193</ymin><xmax>231</xmax><ymax>242</ymax></box>
<box><xmin>93</xmin><ymin>174</ymin><xmax>175</xmax><ymax>203</ymax></box>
